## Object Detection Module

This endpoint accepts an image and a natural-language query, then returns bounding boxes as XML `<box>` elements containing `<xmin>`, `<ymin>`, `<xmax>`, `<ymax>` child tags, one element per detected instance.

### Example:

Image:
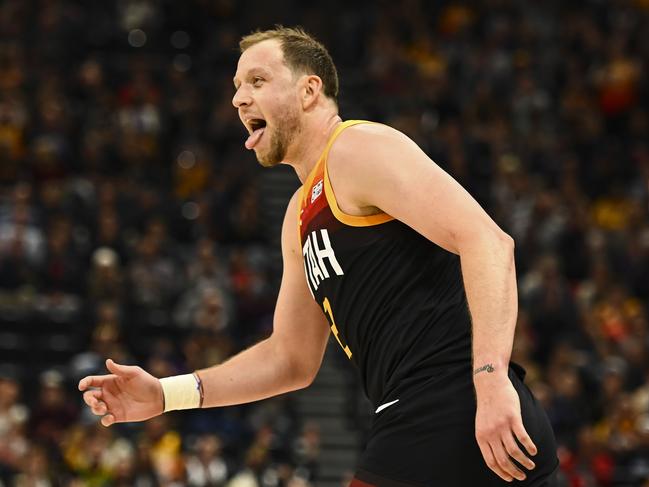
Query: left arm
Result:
<box><xmin>327</xmin><ymin>123</ymin><xmax>536</xmax><ymax>482</ymax></box>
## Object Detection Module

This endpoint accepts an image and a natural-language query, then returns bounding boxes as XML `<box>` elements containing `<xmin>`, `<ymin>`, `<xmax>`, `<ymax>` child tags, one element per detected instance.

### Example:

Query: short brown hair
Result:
<box><xmin>240</xmin><ymin>26</ymin><xmax>339</xmax><ymax>104</ymax></box>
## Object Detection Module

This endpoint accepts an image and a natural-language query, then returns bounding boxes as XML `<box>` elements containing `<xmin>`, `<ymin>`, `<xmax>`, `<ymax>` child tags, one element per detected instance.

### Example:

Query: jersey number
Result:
<box><xmin>323</xmin><ymin>297</ymin><xmax>352</xmax><ymax>359</ymax></box>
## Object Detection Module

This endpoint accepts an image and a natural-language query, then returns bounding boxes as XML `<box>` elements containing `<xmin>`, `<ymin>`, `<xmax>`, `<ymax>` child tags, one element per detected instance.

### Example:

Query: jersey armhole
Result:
<box><xmin>323</xmin><ymin>122</ymin><xmax>395</xmax><ymax>228</ymax></box>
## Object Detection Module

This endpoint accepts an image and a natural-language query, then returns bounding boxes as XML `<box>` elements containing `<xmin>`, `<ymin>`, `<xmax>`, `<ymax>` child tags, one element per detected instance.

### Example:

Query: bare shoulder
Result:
<box><xmin>324</xmin><ymin>121</ymin><xmax>505</xmax><ymax>255</ymax></box>
<box><xmin>327</xmin><ymin>122</ymin><xmax>422</xmax><ymax>185</ymax></box>
<box><xmin>328</xmin><ymin>123</ymin><xmax>411</xmax><ymax>166</ymax></box>
<box><xmin>326</xmin><ymin>122</ymin><xmax>424</xmax><ymax>213</ymax></box>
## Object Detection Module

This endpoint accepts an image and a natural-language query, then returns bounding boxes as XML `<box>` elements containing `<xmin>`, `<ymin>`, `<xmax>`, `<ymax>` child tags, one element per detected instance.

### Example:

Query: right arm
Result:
<box><xmin>79</xmin><ymin>190</ymin><xmax>331</xmax><ymax>426</ymax></box>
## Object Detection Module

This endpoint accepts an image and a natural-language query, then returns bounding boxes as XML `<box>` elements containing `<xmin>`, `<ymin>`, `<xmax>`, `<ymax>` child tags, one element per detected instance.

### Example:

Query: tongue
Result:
<box><xmin>245</xmin><ymin>128</ymin><xmax>265</xmax><ymax>150</ymax></box>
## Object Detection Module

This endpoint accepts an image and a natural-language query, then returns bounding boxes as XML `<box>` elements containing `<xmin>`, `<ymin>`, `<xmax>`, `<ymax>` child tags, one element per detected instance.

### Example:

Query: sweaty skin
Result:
<box><xmin>80</xmin><ymin>38</ymin><xmax>537</xmax><ymax>483</ymax></box>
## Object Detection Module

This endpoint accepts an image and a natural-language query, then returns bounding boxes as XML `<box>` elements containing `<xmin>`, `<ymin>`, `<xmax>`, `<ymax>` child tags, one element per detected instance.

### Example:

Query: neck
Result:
<box><xmin>282</xmin><ymin>112</ymin><xmax>342</xmax><ymax>183</ymax></box>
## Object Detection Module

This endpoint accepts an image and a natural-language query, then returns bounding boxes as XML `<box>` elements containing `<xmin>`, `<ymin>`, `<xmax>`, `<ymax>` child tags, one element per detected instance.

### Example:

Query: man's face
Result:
<box><xmin>232</xmin><ymin>40</ymin><xmax>302</xmax><ymax>167</ymax></box>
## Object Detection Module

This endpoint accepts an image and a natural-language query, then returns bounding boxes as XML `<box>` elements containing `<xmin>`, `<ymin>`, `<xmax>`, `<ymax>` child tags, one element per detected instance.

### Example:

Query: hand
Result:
<box><xmin>474</xmin><ymin>373</ymin><xmax>537</xmax><ymax>482</ymax></box>
<box><xmin>78</xmin><ymin>359</ymin><xmax>164</xmax><ymax>427</ymax></box>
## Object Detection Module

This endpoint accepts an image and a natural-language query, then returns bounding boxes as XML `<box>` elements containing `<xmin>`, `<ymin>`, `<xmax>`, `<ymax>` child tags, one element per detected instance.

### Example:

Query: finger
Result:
<box><xmin>91</xmin><ymin>401</ymin><xmax>108</xmax><ymax>416</ymax></box>
<box><xmin>106</xmin><ymin>359</ymin><xmax>138</xmax><ymax>378</ymax></box>
<box><xmin>82</xmin><ymin>390</ymin><xmax>107</xmax><ymax>416</ymax></box>
<box><xmin>512</xmin><ymin>420</ymin><xmax>538</xmax><ymax>457</ymax></box>
<box><xmin>492</xmin><ymin>440</ymin><xmax>526</xmax><ymax>482</ymax></box>
<box><xmin>504</xmin><ymin>432</ymin><xmax>536</xmax><ymax>471</ymax></box>
<box><xmin>78</xmin><ymin>375</ymin><xmax>116</xmax><ymax>391</ymax></box>
<box><xmin>83</xmin><ymin>390</ymin><xmax>103</xmax><ymax>407</ymax></box>
<box><xmin>101</xmin><ymin>413</ymin><xmax>116</xmax><ymax>427</ymax></box>
<box><xmin>477</xmin><ymin>439</ymin><xmax>512</xmax><ymax>482</ymax></box>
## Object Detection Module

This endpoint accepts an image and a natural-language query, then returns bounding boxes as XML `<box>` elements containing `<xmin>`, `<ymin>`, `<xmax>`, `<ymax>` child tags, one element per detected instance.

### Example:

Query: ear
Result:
<box><xmin>300</xmin><ymin>75</ymin><xmax>323</xmax><ymax>110</ymax></box>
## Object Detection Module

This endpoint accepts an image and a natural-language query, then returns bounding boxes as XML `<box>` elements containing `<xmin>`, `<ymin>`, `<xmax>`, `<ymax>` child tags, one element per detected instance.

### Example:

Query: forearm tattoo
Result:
<box><xmin>473</xmin><ymin>363</ymin><xmax>495</xmax><ymax>376</ymax></box>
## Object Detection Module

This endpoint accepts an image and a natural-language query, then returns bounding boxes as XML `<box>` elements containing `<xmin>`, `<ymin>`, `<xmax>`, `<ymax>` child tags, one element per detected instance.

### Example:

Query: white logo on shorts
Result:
<box><xmin>375</xmin><ymin>398</ymin><xmax>400</xmax><ymax>414</ymax></box>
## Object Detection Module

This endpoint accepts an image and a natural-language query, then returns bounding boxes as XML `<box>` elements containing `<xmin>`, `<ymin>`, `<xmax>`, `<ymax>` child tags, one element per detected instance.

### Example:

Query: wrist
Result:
<box><xmin>472</xmin><ymin>360</ymin><xmax>508</xmax><ymax>386</ymax></box>
<box><xmin>159</xmin><ymin>373</ymin><xmax>204</xmax><ymax>412</ymax></box>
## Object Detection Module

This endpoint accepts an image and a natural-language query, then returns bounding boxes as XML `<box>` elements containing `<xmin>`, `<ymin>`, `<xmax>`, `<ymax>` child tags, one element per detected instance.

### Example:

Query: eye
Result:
<box><xmin>252</xmin><ymin>76</ymin><xmax>264</xmax><ymax>87</ymax></box>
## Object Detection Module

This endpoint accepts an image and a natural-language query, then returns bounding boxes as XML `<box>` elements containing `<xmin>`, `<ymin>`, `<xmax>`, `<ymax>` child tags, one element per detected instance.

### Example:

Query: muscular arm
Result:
<box><xmin>198</xmin><ymin>191</ymin><xmax>331</xmax><ymax>407</ymax></box>
<box><xmin>327</xmin><ymin>125</ymin><xmax>516</xmax><ymax>374</ymax></box>
<box><xmin>326</xmin><ymin>124</ymin><xmax>536</xmax><ymax>481</ymax></box>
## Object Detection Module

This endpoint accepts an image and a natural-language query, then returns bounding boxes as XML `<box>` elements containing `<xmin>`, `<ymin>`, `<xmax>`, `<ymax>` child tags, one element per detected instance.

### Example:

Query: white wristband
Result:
<box><xmin>159</xmin><ymin>374</ymin><xmax>201</xmax><ymax>412</ymax></box>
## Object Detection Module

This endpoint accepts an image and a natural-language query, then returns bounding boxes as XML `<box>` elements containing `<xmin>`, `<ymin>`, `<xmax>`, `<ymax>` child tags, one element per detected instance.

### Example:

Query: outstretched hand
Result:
<box><xmin>78</xmin><ymin>359</ymin><xmax>164</xmax><ymax>427</ymax></box>
<box><xmin>474</xmin><ymin>374</ymin><xmax>537</xmax><ymax>482</ymax></box>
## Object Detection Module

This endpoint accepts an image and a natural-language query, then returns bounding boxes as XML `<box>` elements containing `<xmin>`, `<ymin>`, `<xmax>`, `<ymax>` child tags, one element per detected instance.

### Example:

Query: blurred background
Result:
<box><xmin>0</xmin><ymin>0</ymin><xmax>648</xmax><ymax>486</ymax></box>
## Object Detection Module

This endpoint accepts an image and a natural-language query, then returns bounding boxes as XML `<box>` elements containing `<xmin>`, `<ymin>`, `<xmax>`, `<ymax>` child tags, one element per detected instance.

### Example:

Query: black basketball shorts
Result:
<box><xmin>352</xmin><ymin>363</ymin><xmax>559</xmax><ymax>487</ymax></box>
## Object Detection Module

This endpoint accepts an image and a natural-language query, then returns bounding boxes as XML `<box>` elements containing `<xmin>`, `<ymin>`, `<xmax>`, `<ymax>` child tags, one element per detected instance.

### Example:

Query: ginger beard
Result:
<box><xmin>255</xmin><ymin>102</ymin><xmax>302</xmax><ymax>168</ymax></box>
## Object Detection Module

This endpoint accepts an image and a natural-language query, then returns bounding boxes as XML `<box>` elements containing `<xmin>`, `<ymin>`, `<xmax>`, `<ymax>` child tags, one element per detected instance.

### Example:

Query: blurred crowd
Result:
<box><xmin>0</xmin><ymin>0</ymin><xmax>649</xmax><ymax>486</ymax></box>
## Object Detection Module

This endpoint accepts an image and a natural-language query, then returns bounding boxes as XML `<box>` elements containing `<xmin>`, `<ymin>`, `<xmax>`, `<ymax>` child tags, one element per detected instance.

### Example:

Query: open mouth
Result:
<box><xmin>245</xmin><ymin>118</ymin><xmax>267</xmax><ymax>150</ymax></box>
<box><xmin>247</xmin><ymin>118</ymin><xmax>266</xmax><ymax>133</ymax></box>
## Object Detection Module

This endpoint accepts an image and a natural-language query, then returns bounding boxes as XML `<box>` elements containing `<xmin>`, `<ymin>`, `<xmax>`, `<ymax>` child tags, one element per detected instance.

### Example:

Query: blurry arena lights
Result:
<box><xmin>92</xmin><ymin>247</ymin><xmax>119</xmax><ymax>267</ymax></box>
<box><xmin>171</xmin><ymin>30</ymin><xmax>190</xmax><ymax>49</ymax></box>
<box><xmin>128</xmin><ymin>29</ymin><xmax>147</xmax><ymax>47</ymax></box>
<box><xmin>173</xmin><ymin>53</ymin><xmax>192</xmax><ymax>72</ymax></box>
<box><xmin>177</xmin><ymin>150</ymin><xmax>196</xmax><ymax>169</ymax></box>
<box><xmin>182</xmin><ymin>201</ymin><xmax>200</xmax><ymax>220</ymax></box>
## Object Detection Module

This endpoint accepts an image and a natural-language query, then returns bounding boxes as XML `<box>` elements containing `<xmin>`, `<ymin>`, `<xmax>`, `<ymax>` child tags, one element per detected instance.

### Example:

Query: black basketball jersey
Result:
<box><xmin>298</xmin><ymin>120</ymin><xmax>473</xmax><ymax>408</ymax></box>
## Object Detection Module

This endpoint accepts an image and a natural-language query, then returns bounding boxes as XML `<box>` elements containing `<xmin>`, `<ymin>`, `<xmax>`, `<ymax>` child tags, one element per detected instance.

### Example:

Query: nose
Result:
<box><xmin>232</xmin><ymin>86</ymin><xmax>251</xmax><ymax>109</ymax></box>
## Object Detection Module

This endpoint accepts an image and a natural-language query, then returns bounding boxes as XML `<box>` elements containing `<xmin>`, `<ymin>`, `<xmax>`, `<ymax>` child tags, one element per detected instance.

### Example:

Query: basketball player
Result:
<box><xmin>79</xmin><ymin>27</ymin><xmax>559</xmax><ymax>486</ymax></box>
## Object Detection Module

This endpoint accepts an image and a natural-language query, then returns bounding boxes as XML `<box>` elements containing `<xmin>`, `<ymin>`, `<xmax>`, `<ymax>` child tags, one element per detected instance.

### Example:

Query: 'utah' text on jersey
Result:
<box><xmin>302</xmin><ymin>229</ymin><xmax>343</xmax><ymax>294</ymax></box>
